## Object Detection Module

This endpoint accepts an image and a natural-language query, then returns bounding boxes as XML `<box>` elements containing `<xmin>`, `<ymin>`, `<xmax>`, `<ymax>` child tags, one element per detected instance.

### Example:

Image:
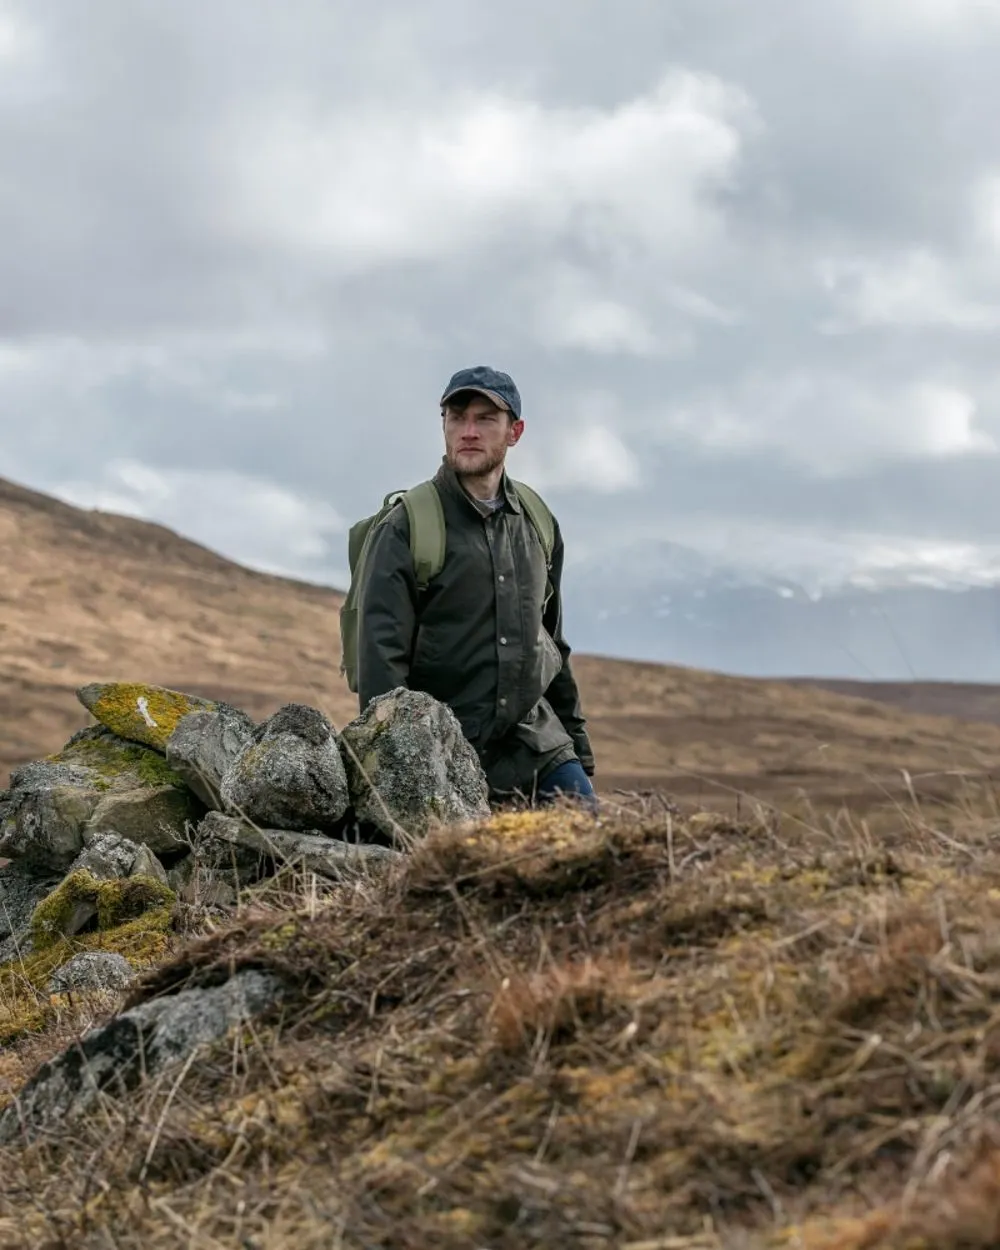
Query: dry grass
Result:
<box><xmin>3</xmin><ymin>789</ymin><xmax>1000</xmax><ymax>1246</ymax></box>
<box><xmin>8</xmin><ymin>473</ymin><xmax>1000</xmax><ymax>819</ymax></box>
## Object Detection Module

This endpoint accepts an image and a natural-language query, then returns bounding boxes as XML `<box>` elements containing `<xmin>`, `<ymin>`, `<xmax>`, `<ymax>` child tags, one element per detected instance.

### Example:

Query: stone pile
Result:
<box><xmin>0</xmin><ymin>682</ymin><xmax>490</xmax><ymax>978</ymax></box>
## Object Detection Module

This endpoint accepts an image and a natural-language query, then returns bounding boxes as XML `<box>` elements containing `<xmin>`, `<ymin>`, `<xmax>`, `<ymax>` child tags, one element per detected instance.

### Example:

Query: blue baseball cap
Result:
<box><xmin>440</xmin><ymin>365</ymin><xmax>522</xmax><ymax>421</ymax></box>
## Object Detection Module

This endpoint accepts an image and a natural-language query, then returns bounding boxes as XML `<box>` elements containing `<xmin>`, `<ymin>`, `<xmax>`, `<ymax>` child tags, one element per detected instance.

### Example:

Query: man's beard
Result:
<box><xmin>445</xmin><ymin>445</ymin><xmax>507</xmax><ymax>478</ymax></box>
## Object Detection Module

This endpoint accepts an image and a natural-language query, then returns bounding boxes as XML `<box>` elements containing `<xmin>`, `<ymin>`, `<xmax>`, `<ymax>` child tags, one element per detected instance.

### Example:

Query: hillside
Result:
<box><xmin>5</xmin><ymin>799</ymin><xmax>1000</xmax><ymax>1246</ymax></box>
<box><xmin>3</xmin><ymin>476</ymin><xmax>1000</xmax><ymax>817</ymax></box>
<box><xmin>6</xmin><ymin>479</ymin><xmax>1000</xmax><ymax>1245</ymax></box>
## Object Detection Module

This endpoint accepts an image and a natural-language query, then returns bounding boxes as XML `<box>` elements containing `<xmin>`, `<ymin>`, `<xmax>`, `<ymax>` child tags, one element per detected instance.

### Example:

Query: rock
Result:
<box><xmin>48</xmin><ymin>951</ymin><xmax>134</xmax><ymax>996</ymax></box>
<box><xmin>220</xmin><ymin>703</ymin><xmax>349</xmax><ymax>832</ymax></box>
<box><xmin>165</xmin><ymin>704</ymin><xmax>256</xmax><ymax>808</ymax></box>
<box><xmin>340</xmin><ymin>689</ymin><xmax>490</xmax><ymax>840</ymax></box>
<box><xmin>0</xmin><ymin>861</ymin><xmax>61</xmax><ymax>964</ymax></box>
<box><xmin>59</xmin><ymin>725</ymin><xmax>189</xmax><ymax>789</ymax></box>
<box><xmin>0</xmin><ymin>729</ymin><xmax>201</xmax><ymax>872</ymax></box>
<box><xmin>0</xmin><ymin>761</ymin><xmax>103</xmax><ymax>870</ymax></box>
<box><xmin>197</xmin><ymin>811</ymin><xmax>402</xmax><ymax>880</ymax></box>
<box><xmin>85</xmin><ymin>786</ymin><xmax>198</xmax><ymax>855</ymax></box>
<box><xmin>0</xmin><ymin>970</ymin><xmax>281</xmax><ymax>1144</ymax></box>
<box><xmin>31</xmin><ymin>870</ymin><xmax>175</xmax><ymax>949</ymax></box>
<box><xmin>71</xmin><ymin>831</ymin><xmax>169</xmax><ymax>886</ymax></box>
<box><xmin>77</xmin><ymin>682</ymin><xmax>216</xmax><ymax>752</ymax></box>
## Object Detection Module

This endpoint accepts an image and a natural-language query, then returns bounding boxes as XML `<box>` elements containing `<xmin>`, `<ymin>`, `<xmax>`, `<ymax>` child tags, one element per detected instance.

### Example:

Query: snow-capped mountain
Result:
<box><xmin>561</xmin><ymin>542</ymin><xmax>1000</xmax><ymax>680</ymax></box>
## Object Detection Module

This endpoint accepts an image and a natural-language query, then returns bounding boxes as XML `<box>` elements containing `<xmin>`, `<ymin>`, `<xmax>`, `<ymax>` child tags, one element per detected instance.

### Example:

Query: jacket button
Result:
<box><xmin>498</xmin><ymin>574</ymin><xmax>505</xmax><ymax>582</ymax></box>
<box><xmin>499</xmin><ymin>637</ymin><xmax>507</xmax><ymax>645</ymax></box>
<box><xmin>499</xmin><ymin>697</ymin><xmax>507</xmax><ymax>707</ymax></box>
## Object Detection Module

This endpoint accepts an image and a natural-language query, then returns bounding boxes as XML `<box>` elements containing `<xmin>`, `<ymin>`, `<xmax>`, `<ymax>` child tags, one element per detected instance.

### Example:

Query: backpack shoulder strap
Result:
<box><xmin>510</xmin><ymin>480</ymin><xmax>555</xmax><ymax>568</ymax></box>
<box><xmin>401</xmin><ymin>480</ymin><xmax>446</xmax><ymax>590</ymax></box>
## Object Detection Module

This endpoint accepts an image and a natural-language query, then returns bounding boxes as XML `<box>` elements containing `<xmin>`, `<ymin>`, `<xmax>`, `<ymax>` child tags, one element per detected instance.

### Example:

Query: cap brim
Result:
<box><xmin>440</xmin><ymin>385</ymin><xmax>510</xmax><ymax>412</ymax></box>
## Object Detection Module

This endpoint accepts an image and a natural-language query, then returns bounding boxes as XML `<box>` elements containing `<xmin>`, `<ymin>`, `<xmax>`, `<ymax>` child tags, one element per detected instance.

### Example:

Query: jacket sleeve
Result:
<box><xmin>357</xmin><ymin>508</ymin><xmax>418</xmax><ymax>710</ymax></box>
<box><xmin>541</xmin><ymin>519</ymin><xmax>595</xmax><ymax>775</ymax></box>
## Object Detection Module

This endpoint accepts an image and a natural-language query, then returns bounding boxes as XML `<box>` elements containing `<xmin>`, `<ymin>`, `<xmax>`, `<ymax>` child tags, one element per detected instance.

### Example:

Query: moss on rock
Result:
<box><xmin>59</xmin><ymin>728</ymin><xmax>187</xmax><ymax>789</ymax></box>
<box><xmin>0</xmin><ymin>896</ymin><xmax>175</xmax><ymax>1045</ymax></box>
<box><xmin>30</xmin><ymin>869</ymin><xmax>176</xmax><ymax>951</ymax></box>
<box><xmin>76</xmin><ymin>683</ymin><xmax>216</xmax><ymax>752</ymax></box>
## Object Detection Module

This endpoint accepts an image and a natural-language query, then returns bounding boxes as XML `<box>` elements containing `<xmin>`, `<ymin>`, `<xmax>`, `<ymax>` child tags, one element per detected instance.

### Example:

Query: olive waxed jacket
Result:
<box><xmin>356</xmin><ymin>461</ymin><xmax>594</xmax><ymax>796</ymax></box>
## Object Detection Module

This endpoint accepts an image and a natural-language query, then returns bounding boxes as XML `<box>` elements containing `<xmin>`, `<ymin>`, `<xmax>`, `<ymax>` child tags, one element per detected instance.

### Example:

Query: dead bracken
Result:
<box><xmin>3</xmin><ymin>796</ymin><xmax>1000</xmax><ymax>1246</ymax></box>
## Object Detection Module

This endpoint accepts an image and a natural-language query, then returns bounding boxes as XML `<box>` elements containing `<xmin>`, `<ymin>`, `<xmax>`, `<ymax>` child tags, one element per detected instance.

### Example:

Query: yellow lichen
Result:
<box><xmin>82</xmin><ymin>682</ymin><xmax>215</xmax><ymax>751</ymax></box>
<box><xmin>0</xmin><ymin>903</ymin><xmax>175</xmax><ymax>1045</ymax></box>
<box><xmin>30</xmin><ymin>870</ymin><xmax>176</xmax><ymax>951</ymax></box>
<box><xmin>58</xmin><ymin>733</ymin><xmax>186</xmax><ymax>789</ymax></box>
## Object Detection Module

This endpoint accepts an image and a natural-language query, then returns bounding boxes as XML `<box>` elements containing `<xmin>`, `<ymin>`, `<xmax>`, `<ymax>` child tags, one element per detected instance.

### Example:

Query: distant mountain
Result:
<box><xmin>561</xmin><ymin>542</ymin><xmax>1000</xmax><ymax>681</ymax></box>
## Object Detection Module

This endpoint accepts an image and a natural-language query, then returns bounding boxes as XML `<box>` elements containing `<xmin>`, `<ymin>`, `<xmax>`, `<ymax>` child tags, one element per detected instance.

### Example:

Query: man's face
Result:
<box><xmin>443</xmin><ymin>394</ymin><xmax>524</xmax><ymax>477</ymax></box>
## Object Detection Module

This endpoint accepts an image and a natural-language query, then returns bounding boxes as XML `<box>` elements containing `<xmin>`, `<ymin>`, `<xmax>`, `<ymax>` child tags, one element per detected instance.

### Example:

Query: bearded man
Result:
<box><xmin>355</xmin><ymin>365</ymin><xmax>596</xmax><ymax>806</ymax></box>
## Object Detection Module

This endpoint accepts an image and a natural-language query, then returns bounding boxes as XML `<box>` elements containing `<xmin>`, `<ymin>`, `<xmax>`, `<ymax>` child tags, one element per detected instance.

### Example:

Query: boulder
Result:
<box><xmin>30</xmin><ymin>870</ymin><xmax>175</xmax><ymax>949</ymax></box>
<box><xmin>48</xmin><ymin>951</ymin><xmax>134</xmax><ymax>996</ymax></box>
<box><xmin>0</xmin><ymin>761</ymin><xmax>103</xmax><ymax>871</ymax></box>
<box><xmin>0</xmin><ymin>969</ymin><xmax>281</xmax><ymax>1144</ymax></box>
<box><xmin>197</xmin><ymin>811</ymin><xmax>402</xmax><ymax>880</ymax></box>
<box><xmin>165</xmin><ymin>704</ymin><xmax>256</xmax><ymax>808</ymax></box>
<box><xmin>0</xmin><ymin>861</ymin><xmax>62</xmax><ymax>964</ymax></box>
<box><xmin>85</xmin><ymin>786</ymin><xmax>197</xmax><ymax>855</ymax></box>
<box><xmin>220</xmin><ymin>703</ymin><xmax>349</xmax><ymax>832</ymax></box>
<box><xmin>73</xmin><ymin>831</ymin><xmax>169</xmax><ymax>886</ymax></box>
<box><xmin>340</xmin><ymin>689</ymin><xmax>490</xmax><ymax>841</ymax></box>
<box><xmin>77</xmin><ymin>682</ymin><xmax>216</xmax><ymax>752</ymax></box>
<box><xmin>0</xmin><ymin>729</ymin><xmax>201</xmax><ymax>872</ymax></box>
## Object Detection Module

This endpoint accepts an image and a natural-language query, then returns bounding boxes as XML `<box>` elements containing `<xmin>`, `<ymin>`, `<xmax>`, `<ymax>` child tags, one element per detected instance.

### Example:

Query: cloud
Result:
<box><xmin>218</xmin><ymin>69</ymin><xmax>753</xmax><ymax>272</ymax></box>
<box><xmin>0</xmin><ymin>6</ymin><xmax>35</xmax><ymax>62</ymax></box>
<box><xmin>655</xmin><ymin>374</ymin><xmax>997</xmax><ymax>472</ymax></box>
<box><xmin>818</xmin><ymin>249</ymin><xmax>1000</xmax><ymax>331</ymax></box>
<box><xmin>515</xmin><ymin>396</ymin><xmax>642</xmax><ymax>496</ymax></box>
<box><xmin>52</xmin><ymin>460</ymin><xmax>345</xmax><ymax>579</ymax></box>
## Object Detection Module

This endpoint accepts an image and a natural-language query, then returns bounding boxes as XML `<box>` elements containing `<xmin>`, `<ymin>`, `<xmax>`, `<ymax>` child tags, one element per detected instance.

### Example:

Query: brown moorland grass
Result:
<box><xmin>5</xmin><ymin>472</ymin><xmax>1000</xmax><ymax>820</ymax></box>
<box><xmin>4</xmin><ymin>789</ymin><xmax>1000</xmax><ymax>1246</ymax></box>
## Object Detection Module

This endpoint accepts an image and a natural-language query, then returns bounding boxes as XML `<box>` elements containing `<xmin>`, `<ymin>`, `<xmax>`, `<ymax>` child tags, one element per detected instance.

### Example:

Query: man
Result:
<box><xmin>356</xmin><ymin>365</ymin><xmax>596</xmax><ymax>806</ymax></box>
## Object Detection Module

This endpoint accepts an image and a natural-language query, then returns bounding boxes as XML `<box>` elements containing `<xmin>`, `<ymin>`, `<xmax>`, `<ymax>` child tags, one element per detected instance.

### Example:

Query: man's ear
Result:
<box><xmin>508</xmin><ymin>418</ymin><xmax>525</xmax><ymax>447</ymax></box>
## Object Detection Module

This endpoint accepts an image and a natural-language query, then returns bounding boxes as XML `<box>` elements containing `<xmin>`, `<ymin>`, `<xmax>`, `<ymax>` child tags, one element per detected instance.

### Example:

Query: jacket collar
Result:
<box><xmin>434</xmin><ymin>459</ymin><xmax>522</xmax><ymax>514</ymax></box>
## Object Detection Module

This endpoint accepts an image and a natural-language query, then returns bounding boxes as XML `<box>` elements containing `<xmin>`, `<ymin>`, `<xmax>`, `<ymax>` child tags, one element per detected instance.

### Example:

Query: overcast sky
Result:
<box><xmin>2</xmin><ymin>0</ymin><xmax>1000</xmax><ymax>594</ymax></box>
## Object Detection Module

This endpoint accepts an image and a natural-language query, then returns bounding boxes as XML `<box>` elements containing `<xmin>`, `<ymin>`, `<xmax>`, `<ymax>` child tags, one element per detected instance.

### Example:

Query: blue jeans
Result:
<box><xmin>535</xmin><ymin>760</ymin><xmax>598</xmax><ymax>811</ymax></box>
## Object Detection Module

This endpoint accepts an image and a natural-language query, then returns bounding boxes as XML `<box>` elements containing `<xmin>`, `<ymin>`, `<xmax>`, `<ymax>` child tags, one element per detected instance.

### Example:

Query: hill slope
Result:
<box><xmin>3</xmin><ymin>475</ymin><xmax>1000</xmax><ymax>813</ymax></box>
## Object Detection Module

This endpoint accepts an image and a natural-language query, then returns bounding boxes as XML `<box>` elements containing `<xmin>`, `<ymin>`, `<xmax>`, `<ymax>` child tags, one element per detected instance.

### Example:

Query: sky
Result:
<box><xmin>2</xmin><ymin>0</ymin><xmax>1000</xmax><ymax>600</ymax></box>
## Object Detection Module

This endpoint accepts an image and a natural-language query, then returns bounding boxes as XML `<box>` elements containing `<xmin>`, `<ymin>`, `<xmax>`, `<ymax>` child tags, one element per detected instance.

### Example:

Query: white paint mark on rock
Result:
<box><xmin>136</xmin><ymin>696</ymin><xmax>159</xmax><ymax>729</ymax></box>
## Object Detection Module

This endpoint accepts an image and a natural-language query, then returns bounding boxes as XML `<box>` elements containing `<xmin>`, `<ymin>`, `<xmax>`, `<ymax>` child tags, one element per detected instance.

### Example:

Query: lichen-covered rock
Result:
<box><xmin>48</xmin><ymin>951</ymin><xmax>134</xmax><ymax>995</ymax></box>
<box><xmin>85</xmin><ymin>786</ymin><xmax>199</xmax><ymax>854</ymax></box>
<box><xmin>340</xmin><ymin>689</ymin><xmax>490</xmax><ymax>841</ymax></box>
<box><xmin>165</xmin><ymin>704</ymin><xmax>256</xmax><ymax>808</ymax></box>
<box><xmin>77</xmin><ymin>682</ymin><xmax>216</xmax><ymax>752</ymax></box>
<box><xmin>30</xmin><ymin>870</ymin><xmax>175</xmax><ymax>949</ymax></box>
<box><xmin>0</xmin><ymin>861</ymin><xmax>61</xmax><ymax>964</ymax></box>
<box><xmin>198</xmin><ymin>810</ymin><xmax>402</xmax><ymax>880</ymax></box>
<box><xmin>219</xmin><ymin>703</ymin><xmax>349</xmax><ymax>832</ymax></box>
<box><xmin>0</xmin><ymin>969</ymin><xmax>281</xmax><ymax>1144</ymax></box>
<box><xmin>59</xmin><ymin>726</ymin><xmax>187</xmax><ymax>789</ymax></box>
<box><xmin>0</xmin><ymin>729</ymin><xmax>199</xmax><ymax>872</ymax></box>
<box><xmin>0</xmin><ymin>761</ymin><xmax>103</xmax><ymax>870</ymax></box>
<box><xmin>71</xmin><ymin>831</ymin><xmax>169</xmax><ymax>886</ymax></box>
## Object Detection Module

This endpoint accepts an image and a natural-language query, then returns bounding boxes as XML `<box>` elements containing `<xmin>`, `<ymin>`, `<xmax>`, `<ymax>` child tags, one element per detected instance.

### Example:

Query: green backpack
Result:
<box><xmin>339</xmin><ymin>478</ymin><xmax>555</xmax><ymax>693</ymax></box>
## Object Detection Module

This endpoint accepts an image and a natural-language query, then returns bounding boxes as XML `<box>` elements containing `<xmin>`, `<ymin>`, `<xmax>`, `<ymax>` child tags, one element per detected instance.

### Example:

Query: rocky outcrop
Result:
<box><xmin>0</xmin><ymin>969</ymin><xmax>282</xmax><ymax>1144</ymax></box>
<box><xmin>0</xmin><ymin>861</ymin><xmax>61</xmax><ymax>963</ymax></box>
<box><xmin>165</xmin><ymin>704</ymin><xmax>256</xmax><ymax>808</ymax></box>
<box><xmin>30</xmin><ymin>871</ymin><xmax>176</xmax><ymax>948</ymax></box>
<box><xmin>0</xmin><ymin>728</ymin><xmax>201</xmax><ymax>871</ymax></box>
<box><xmin>340</xmin><ymin>689</ymin><xmax>490</xmax><ymax>841</ymax></box>
<box><xmin>0</xmin><ymin>682</ymin><xmax>492</xmax><ymax>980</ymax></box>
<box><xmin>77</xmin><ymin>682</ymin><xmax>216</xmax><ymax>752</ymax></box>
<box><xmin>48</xmin><ymin>951</ymin><xmax>134</xmax><ymax>995</ymax></box>
<box><xmin>219</xmin><ymin>704</ymin><xmax>350</xmax><ymax>832</ymax></box>
<box><xmin>197</xmin><ymin>811</ymin><xmax>402</xmax><ymax>880</ymax></box>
